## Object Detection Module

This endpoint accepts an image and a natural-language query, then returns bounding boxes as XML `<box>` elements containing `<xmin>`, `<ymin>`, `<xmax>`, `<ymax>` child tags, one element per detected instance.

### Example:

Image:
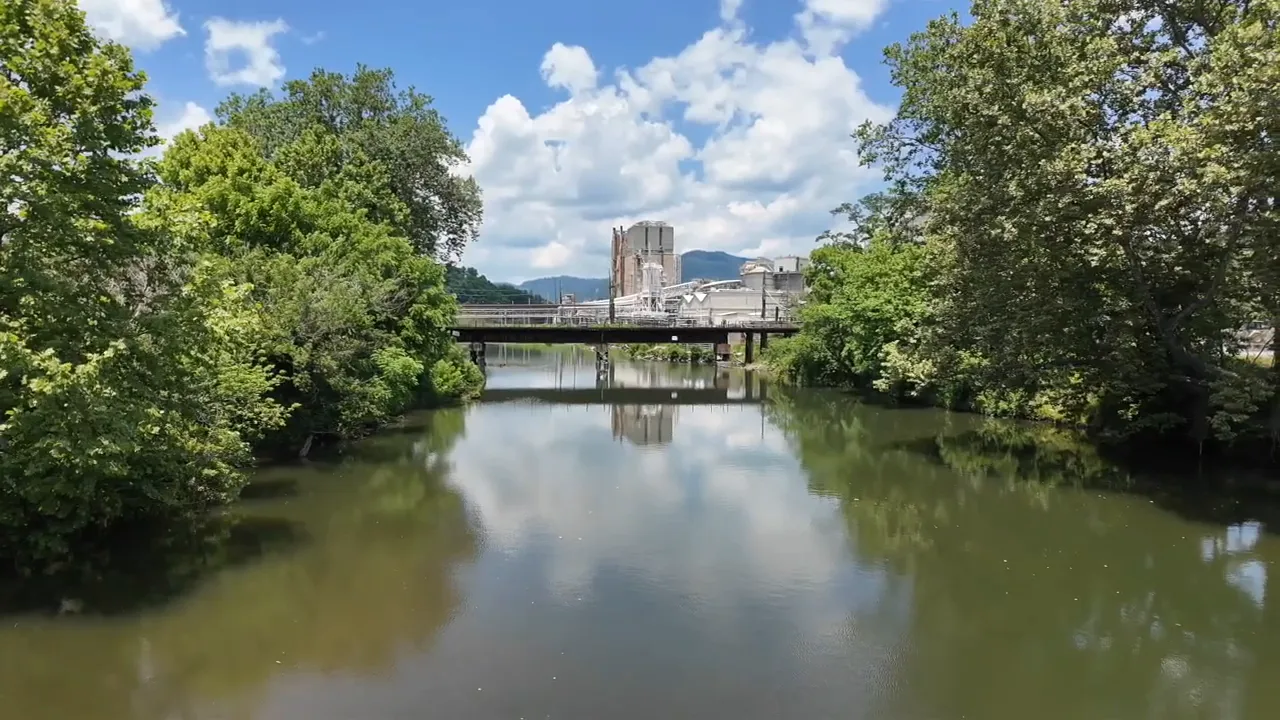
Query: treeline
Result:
<box><xmin>770</xmin><ymin>0</ymin><xmax>1280</xmax><ymax>454</ymax></box>
<box><xmin>0</xmin><ymin>0</ymin><xmax>484</xmax><ymax>563</ymax></box>
<box><xmin>446</xmin><ymin>265</ymin><xmax>547</xmax><ymax>304</ymax></box>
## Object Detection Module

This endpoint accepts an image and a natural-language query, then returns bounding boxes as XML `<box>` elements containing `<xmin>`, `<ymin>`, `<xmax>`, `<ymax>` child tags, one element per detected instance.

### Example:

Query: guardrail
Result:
<box><xmin>456</xmin><ymin>305</ymin><xmax>799</xmax><ymax>328</ymax></box>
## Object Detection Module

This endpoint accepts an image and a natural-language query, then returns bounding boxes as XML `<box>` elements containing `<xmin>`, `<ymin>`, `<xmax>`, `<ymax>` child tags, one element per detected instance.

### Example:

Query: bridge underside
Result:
<box><xmin>482</xmin><ymin>386</ymin><xmax>766</xmax><ymax>406</ymax></box>
<box><xmin>449</xmin><ymin>325</ymin><xmax>798</xmax><ymax>345</ymax></box>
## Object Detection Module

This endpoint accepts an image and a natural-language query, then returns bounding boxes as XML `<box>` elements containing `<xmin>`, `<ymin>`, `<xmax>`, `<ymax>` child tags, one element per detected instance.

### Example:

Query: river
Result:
<box><xmin>2</xmin><ymin>345</ymin><xmax>1278</xmax><ymax>720</ymax></box>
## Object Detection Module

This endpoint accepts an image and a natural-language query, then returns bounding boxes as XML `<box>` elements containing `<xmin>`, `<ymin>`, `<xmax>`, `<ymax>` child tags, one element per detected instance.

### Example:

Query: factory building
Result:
<box><xmin>674</xmin><ymin>287</ymin><xmax>791</xmax><ymax>325</ymax></box>
<box><xmin>611</xmin><ymin>221</ymin><xmax>681</xmax><ymax>298</ymax></box>
<box><xmin>739</xmin><ymin>257</ymin><xmax>808</xmax><ymax>294</ymax></box>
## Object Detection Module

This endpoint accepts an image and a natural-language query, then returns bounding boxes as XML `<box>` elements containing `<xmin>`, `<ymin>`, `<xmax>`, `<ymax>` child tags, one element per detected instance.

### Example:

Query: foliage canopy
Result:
<box><xmin>1</xmin><ymin>0</ymin><xmax>484</xmax><ymax>566</ymax></box>
<box><xmin>772</xmin><ymin>0</ymin><xmax>1280</xmax><ymax>450</ymax></box>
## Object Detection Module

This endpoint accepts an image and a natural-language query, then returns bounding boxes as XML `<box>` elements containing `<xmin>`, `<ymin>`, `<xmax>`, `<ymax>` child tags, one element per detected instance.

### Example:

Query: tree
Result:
<box><xmin>445</xmin><ymin>265</ymin><xmax>547</xmax><ymax>304</ymax></box>
<box><xmin>215</xmin><ymin>66</ymin><xmax>483</xmax><ymax>262</ymax></box>
<box><xmin>1</xmin><ymin>0</ymin><xmax>286</xmax><ymax>562</ymax></box>
<box><xmin>851</xmin><ymin>0</ymin><xmax>1280</xmax><ymax>443</ymax></box>
<box><xmin>148</xmin><ymin>122</ymin><xmax>481</xmax><ymax>456</ymax></box>
<box><xmin>768</xmin><ymin>233</ymin><xmax>930</xmax><ymax>390</ymax></box>
<box><xmin>1</xmin><ymin>0</ymin><xmax>156</xmax><ymax>353</ymax></box>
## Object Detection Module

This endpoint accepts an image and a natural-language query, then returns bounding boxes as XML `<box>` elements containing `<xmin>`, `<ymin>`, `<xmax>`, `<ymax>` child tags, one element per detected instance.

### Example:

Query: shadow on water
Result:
<box><xmin>236</xmin><ymin>477</ymin><xmax>301</xmax><ymax>500</ymax></box>
<box><xmin>0</xmin><ymin>406</ymin><xmax>480</xmax><ymax>720</ymax></box>
<box><xmin>0</xmin><ymin>407</ymin><xmax>475</xmax><ymax>619</ymax></box>
<box><xmin>766</xmin><ymin>387</ymin><xmax>1280</xmax><ymax>720</ymax></box>
<box><xmin>770</xmin><ymin>387</ymin><xmax>1280</xmax><ymax>535</ymax></box>
<box><xmin>901</xmin><ymin>420</ymin><xmax>1280</xmax><ymax>534</ymax></box>
<box><xmin>0</xmin><ymin>514</ymin><xmax>308</xmax><ymax>617</ymax></box>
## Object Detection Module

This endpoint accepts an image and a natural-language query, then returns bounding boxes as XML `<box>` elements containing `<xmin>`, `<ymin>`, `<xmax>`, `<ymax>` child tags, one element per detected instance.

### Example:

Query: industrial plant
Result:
<box><xmin>455</xmin><ymin>221</ymin><xmax>811</xmax><ymax>337</ymax></box>
<box><xmin>596</xmin><ymin>221</ymin><xmax>810</xmax><ymax>325</ymax></box>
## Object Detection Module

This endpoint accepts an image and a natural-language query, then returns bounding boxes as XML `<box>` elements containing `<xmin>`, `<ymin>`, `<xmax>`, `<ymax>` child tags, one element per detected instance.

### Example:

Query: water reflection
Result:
<box><xmin>442</xmin><ymin>352</ymin><xmax>903</xmax><ymax>719</ymax></box>
<box><xmin>768</xmin><ymin>390</ymin><xmax>1279</xmax><ymax>719</ymax></box>
<box><xmin>0</xmin><ymin>347</ymin><xmax>1277</xmax><ymax>720</ymax></box>
<box><xmin>0</xmin><ymin>411</ymin><xmax>476</xmax><ymax>720</ymax></box>
<box><xmin>612</xmin><ymin>403</ymin><xmax>677</xmax><ymax>446</ymax></box>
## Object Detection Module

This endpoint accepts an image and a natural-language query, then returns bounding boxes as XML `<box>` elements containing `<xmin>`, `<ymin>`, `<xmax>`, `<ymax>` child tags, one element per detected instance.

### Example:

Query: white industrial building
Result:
<box><xmin>673</xmin><ymin>285</ymin><xmax>791</xmax><ymax>325</ymax></box>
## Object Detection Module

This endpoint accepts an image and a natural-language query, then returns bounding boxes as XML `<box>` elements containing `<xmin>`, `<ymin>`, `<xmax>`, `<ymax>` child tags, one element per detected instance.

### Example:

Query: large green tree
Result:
<box><xmin>215</xmin><ymin>66</ymin><xmax>484</xmax><ymax>262</ymax></box>
<box><xmin>147</xmin><ymin>121</ymin><xmax>482</xmax><ymax>456</ymax></box>
<box><xmin>813</xmin><ymin>0</ymin><xmax>1280</xmax><ymax>445</ymax></box>
<box><xmin>1</xmin><ymin>0</ymin><xmax>286</xmax><ymax>562</ymax></box>
<box><xmin>768</xmin><ymin>196</ymin><xmax>932</xmax><ymax>392</ymax></box>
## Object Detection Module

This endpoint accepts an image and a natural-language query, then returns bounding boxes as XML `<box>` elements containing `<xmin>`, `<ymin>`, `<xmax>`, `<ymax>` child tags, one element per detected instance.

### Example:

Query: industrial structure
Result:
<box><xmin>742</xmin><ymin>256</ymin><xmax>809</xmax><ymax>294</ymax></box>
<box><xmin>457</xmin><ymin>223</ymin><xmax>812</xmax><ymax>369</ymax></box>
<box><xmin>592</xmin><ymin>221</ymin><xmax>812</xmax><ymax>325</ymax></box>
<box><xmin>611</xmin><ymin>221</ymin><xmax>681</xmax><ymax>301</ymax></box>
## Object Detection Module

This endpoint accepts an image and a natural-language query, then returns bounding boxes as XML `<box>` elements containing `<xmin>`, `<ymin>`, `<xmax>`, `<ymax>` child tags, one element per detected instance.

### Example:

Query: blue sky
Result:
<box><xmin>82</xmin><ymin>0</ymin><xmax>963</xmax><ymax>282</ymax></box>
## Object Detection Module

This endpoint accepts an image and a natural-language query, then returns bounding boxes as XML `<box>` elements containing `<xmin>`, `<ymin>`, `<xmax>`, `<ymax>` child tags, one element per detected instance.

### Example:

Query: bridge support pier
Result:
<box><xmin>594</xmin><ymin>343</ymin><xmax>610</xmax><ymax>375</ymax></box>
<box><xmin>745</xmin><ymin>332</ymin><xmax>755</xmax><ymax>365</ymax></box>
<box><xmin>469</xmin><ymin>341</ymin><xmax>487</xmax><ymax>369</ymax></box>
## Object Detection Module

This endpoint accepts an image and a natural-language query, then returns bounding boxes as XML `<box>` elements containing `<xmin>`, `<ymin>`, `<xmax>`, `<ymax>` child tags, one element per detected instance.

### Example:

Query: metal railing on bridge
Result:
<box><xmin>455</xmin><ymin>303</ymin><xmax>799</xmax><ymax>329</ymax></box>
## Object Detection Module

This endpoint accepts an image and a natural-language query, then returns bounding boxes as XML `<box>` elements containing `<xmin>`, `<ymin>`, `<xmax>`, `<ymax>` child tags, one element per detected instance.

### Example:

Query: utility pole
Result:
<box><xmin>760</xmin><ymin>271</ymin><xmax>767</xmax><ymax>320</ymax></box>
<box><xmin>608</xmin><ymin>226</ymin><xmax>617</xmax><ymax>323</ymax></box>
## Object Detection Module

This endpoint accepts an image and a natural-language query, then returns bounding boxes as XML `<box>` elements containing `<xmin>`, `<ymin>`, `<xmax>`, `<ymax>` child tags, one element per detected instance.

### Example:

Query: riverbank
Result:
<box><xmin>760</xmin><ymin>342</ymin><xmax>1280</xmax><ymax>473</ymax></box>
<box><xmin>614</xmin><ymin>343</ymin><xmax>717</xmax><ymax>364</ymax></box>
<box><xmin>5</xmin><ymin>349</ymin><xmax>1279</xmax><ymax>720</ymax></box>
<box><xmin>614</xmin><ymin>343</ymin><xmax>764</xmax><ymax>366</ymax></box>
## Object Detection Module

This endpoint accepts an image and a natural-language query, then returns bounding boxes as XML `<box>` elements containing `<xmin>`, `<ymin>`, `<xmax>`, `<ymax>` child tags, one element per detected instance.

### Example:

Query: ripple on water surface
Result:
<box><xmin>1</xmin><ymin>347</ymin><xmax>1278</xmax><ymax>720</ymax></box>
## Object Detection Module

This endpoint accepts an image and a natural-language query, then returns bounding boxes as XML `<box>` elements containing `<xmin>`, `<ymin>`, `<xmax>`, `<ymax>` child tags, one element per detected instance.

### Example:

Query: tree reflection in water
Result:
<box><xmin>0</xmin><ymin>408</ymin><xmax>477</xmax><ymax>720</ymax></box>
<box><xmin>767</xmin><ymin>389</ymin><xmax>1279</xmax><ymax>720</ymax></box>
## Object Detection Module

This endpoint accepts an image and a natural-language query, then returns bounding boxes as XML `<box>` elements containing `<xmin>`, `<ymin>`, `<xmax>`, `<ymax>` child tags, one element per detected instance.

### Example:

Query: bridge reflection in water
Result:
<box><xmin>478</xmin><ymin>344</ymin><xmax>770</xmax><ymax>448</ymax></box>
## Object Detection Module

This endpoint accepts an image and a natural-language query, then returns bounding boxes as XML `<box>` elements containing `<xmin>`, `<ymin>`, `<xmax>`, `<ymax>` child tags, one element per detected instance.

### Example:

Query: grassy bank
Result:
<box><xmin>614</xmin><ymin>343</ymin><xmax>718</xmax><ymax>364</ymax></box>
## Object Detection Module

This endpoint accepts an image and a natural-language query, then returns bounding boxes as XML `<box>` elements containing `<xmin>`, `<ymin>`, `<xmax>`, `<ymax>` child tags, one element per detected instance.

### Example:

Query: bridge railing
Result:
<box><xmin>455</xmin><ymin>305</ymin><xmax>800</xmax><ymax>329</ymax></box>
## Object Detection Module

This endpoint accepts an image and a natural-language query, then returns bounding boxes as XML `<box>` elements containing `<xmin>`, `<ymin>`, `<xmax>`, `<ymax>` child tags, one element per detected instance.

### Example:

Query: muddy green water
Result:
<box><xmin>2</xmin><ymin>346</ymin><xmax>1278</xmax><ymax>719</ymax></box>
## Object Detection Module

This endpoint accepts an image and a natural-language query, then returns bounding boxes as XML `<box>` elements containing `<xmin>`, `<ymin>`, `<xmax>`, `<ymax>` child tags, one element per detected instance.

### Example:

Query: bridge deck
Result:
<box><xmin>450</xmin><ymin>324</ymin><xmax>799</xmax><ymax>345</ymax></box>
<box><xmin>482</xmin><ymin>386</ymin><xmax>765</xmax><ymax>405</ymax></box>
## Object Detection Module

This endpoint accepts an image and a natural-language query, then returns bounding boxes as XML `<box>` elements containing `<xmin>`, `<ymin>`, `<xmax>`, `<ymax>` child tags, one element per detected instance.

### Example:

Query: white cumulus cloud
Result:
<box><xmin>140</xmin><ymin>100</ymin><xmax>212</xmax><ymax>158</ymax></box>
<box><xmin>203</xmin><ymin>17</ymin><xmax>289</xmax><ymax>88</ymax></box>
<box><xmin>719</xmin><ymin>0</ymin><xmax>744</xmax><ymax>23</ymax></box>
<box><xmin>78</xmin><ymin>0</ymin><xmax>185</xmax><ymax>51</ymax></box>
<box><xmin>460</xmin><ymin>0</ymin><xmax>894</xmax><ymax>281</ymax></box>
<box><xmin>541</xmin><ymin>43</ymin><xmax>599</xmax><ymax>95</ymax></box>
<box><xmin>797</xmin><ymin>0</ymin><xmax>891</xmax><ymax>55</ymax></box>
<box><xmin>157</xmin><ymin>100</ymin><xmax>211</xmax><ymax>138</ymax></box>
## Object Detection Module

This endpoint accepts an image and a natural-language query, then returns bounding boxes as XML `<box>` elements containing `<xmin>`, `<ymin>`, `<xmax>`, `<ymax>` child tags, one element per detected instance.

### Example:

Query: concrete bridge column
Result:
<box><xmin>469</xmin><ymin>341</ymin><xmax>487</xmax><ymax>369</ymax></box>
<box><xmin>745</xmin><ymin>332</ymin><xmax>755</xmax><ymax>365</ymax></box>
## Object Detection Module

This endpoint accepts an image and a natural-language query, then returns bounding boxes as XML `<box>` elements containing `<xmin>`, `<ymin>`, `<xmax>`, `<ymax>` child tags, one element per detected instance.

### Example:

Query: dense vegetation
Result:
<box><xmin>446</xmin><ymin>265</ymin><xmax>546</xmax><ymax>304</ymax></box>
<box><xmin>769</xmin><ymin>0</ymin><xmax>1280</xmax><ymax>455</ymax></box>
<box><xmin>1</xmin><ymin>0</ymin><xmax>484</xmax><ymax>565</ymax></box>
<box><xmin>616</xmin><ymin>344</ymin><xmax>717</xmax><ymax>364</ymax></box>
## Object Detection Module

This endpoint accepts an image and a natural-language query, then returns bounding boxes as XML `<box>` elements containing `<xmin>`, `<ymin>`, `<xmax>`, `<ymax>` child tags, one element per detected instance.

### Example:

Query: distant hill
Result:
<box><xmin>518</xmin><ymin>276</ymin><xmax>611</xmax><ymax>302</ymax></box>
<box><xmin>516</xmin><ymin>251</ymin><xmax>752</xmax><ymax>301</ymax></box>
<box><xmin>680</xmin><ymin>250</ymin><xmax>750</xmax><ymax>282</ymax></box>
<box><xmin>447</xmin><ymin>265</ymin><xmax>547</xmax><ymax>304</ymax></box>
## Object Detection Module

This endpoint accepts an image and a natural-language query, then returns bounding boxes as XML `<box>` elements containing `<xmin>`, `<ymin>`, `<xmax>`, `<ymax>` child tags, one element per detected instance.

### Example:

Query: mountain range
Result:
<box><xmin>517</xmin><ymin>250</ymin><xmax>751</xmax><ymax>301</ymax></box>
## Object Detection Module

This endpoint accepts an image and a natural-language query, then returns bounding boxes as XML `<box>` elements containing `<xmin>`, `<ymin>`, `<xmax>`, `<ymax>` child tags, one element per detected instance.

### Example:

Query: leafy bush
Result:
<box><xmin>427</xmin><ymin>345</ymin><xmax>486</xmax><ymax>402</ymax></box>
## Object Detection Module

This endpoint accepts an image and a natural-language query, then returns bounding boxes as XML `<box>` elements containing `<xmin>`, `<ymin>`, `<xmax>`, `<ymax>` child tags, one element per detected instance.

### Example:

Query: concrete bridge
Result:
<box><xmin>450</xmin><ymin>315</ymin><xmax>799</xmax><ymax>367</ymax></box>
<box><xmin>481</xmin><ymin>385</ymin><xmax>768</xmax><ymax>406</ymax></box>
